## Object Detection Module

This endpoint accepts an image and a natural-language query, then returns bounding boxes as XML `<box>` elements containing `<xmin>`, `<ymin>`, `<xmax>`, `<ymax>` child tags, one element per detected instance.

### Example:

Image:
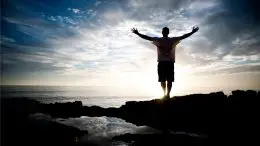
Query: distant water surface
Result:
<box><xmin>1</xmin><ymin>85</ymin><xmax>154</xmax><ymax>108</ymax></box>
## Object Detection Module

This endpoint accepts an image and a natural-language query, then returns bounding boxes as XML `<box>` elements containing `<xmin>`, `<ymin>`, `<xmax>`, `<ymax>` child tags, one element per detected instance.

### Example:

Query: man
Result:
<box><xmin>132</xmin><ymin>26</ymin><xmax>199</xmax><ymax>99</ymax></box>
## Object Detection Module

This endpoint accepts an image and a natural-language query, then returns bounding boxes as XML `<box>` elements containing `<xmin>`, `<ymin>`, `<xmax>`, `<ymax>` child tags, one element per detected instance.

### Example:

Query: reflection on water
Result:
<box><xmin>30</xmin><ymin>113</ymin><xmax>159</xmax><ymax>146</ymax></box>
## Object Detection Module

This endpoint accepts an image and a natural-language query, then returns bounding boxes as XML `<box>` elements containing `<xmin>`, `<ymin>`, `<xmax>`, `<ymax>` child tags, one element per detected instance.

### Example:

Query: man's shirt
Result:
<box><xmin>152</xmin><ymin>37</ymin><xmax>180</xmax><ymax>62</ymax></box>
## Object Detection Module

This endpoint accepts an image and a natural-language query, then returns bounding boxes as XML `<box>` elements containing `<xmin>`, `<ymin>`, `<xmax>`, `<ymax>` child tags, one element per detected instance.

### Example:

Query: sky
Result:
<box><xmin>1</xmin><ymin>0</ymin><xmax>260</xmax><ymax>96</ymax></box>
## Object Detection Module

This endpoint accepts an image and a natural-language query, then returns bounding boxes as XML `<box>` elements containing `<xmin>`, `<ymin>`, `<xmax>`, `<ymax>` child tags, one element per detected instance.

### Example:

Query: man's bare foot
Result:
<box><xmin>162</xmin><ymin>95</ymin><xmax>170</xmax><ymax>100</ymax></box>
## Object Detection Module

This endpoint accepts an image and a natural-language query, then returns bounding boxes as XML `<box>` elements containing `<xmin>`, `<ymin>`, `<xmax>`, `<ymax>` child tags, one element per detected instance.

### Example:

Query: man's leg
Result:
<box><xmin>161</xmin><ymin>81</ymin><xmax>166</xmax><ymax>96</ymax></box>
<box><xmin>166</xmin><ymin>81</ymin><xmax>172</xmax><ymax>98</ymax></box>
<box><xmin>158</xmin><ymin>62</ymin><xmax>167</xmax><ymax>97</ymax></box>
<box><xmin>165</xmin><ymin>62</ymin><xmax>174</xmax><ymax>98</ymax></box>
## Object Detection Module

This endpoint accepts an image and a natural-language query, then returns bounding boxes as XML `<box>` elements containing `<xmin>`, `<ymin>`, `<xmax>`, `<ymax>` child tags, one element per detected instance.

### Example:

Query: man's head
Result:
<box><xmin>162</xmin><ymin>27</ymin><xmax>169</xmax><ymax>37</ymax></box>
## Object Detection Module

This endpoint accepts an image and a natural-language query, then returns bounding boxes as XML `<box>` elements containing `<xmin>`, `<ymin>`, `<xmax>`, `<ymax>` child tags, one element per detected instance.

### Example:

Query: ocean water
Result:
<box><xmin>1</xmin><ymin>85</ymin><xmax>155</xmax><ymax>108</ymax></box>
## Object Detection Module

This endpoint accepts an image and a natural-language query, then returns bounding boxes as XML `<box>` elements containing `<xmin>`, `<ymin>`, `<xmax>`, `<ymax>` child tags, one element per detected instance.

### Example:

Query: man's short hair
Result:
<box><xmin>162</xmin><ymin>27</ymin><xmax>169</xmax><ymax>33</ymax></box>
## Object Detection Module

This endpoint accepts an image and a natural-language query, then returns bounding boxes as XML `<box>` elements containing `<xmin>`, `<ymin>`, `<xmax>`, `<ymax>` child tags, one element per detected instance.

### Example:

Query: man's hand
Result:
<box><xmin>192</xmin><ymin>26</ymin><xmax>199</xmax><ymax>33</ymax></box>
<box><xmin>132</xmin><ymin>28</ymin><xmax>139</xmax><ymax>34</ymax></box>
<box><xmin>131</xmin><ymin>28</ymin><xmax>153</xmax><ymax>41</ymax></box>
<box><xmin>177</xmin><ymin>26</ymin><xmax>199</xmax><ymax>40</ymax></box>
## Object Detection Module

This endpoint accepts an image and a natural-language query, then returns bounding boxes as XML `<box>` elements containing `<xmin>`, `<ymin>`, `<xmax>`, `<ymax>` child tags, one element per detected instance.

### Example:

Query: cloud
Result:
<box><xmin>3</xmin><ymin>16</ymin><xmax>59</xmax><ymax>29</ymax></box>
<box><xmin>72</xmin><ymin>8</ymin><xmax>80</xmax><ymax>14</ymax></box>
<box><xmin>103</xmin><ymin>9</ymin><xmax>125</xmax><ymax>21</ymax></box>
<box><xmin>1</xmin><ymin>36</ymin><xmax>16</xmax><ymax>43</ymax></box>
<box><xmin>95</xmin><ymin>1</ymin><xmax>102</xmax><ymax>6</ymax></box>
<box><xmin>2</xmin><ymin>15</ymin><xmax>152</xmax><ymax>85</ymax></box>
<box><xmin>68</xmin><ymin>8</ymin><xmax>81</xmax><ymax>14</ymax></box>
<box><xmin>129</xmin><ymin>0</ymin><xmax>189</xmax><ymax>10</ymax></box>
<box><xmin>86</xmin><ymin>9</ymin><xmax>97</xmax><ymax>18</ymax></box>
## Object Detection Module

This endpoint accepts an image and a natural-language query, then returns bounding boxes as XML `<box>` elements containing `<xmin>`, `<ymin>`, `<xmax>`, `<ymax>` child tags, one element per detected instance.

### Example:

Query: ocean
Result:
<box><xmin>1</xmin><ymin>85</ymin><xmax>155</xmax><ymax>108</ymax></box>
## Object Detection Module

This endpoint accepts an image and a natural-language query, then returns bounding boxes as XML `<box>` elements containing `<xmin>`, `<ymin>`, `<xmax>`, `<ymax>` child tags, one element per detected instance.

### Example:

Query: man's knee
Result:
<box><xmin>161</xmin><ymin>81</ymin><xmax>166</xmax><ymax>84</ymax></box>
<box><xmin>160</xmin><ymin>82</ymin><xmax>166</xmax><ymax>86</ymax></box>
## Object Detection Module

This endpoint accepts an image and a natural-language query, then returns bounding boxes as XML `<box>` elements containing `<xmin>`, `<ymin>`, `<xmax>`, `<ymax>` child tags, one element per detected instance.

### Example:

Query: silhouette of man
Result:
<box><xmin>132</xmin><ymin>26</ymin><xmax>199</xmax><ymax>99</ymax></box>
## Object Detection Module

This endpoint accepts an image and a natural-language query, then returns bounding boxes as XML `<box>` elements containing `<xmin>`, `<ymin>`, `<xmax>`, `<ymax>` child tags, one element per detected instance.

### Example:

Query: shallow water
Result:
<box><xmin>30</xmin><ymin>113</ymin><xmax>160</xmax><ymax>146</ymax></box>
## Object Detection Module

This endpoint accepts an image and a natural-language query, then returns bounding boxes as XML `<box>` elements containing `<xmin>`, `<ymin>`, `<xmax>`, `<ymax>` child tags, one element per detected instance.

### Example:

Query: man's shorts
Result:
<box><xmin>157</xmin><ymin>61</ymin><xmax>175</xmax><ymax>82</ymax></box>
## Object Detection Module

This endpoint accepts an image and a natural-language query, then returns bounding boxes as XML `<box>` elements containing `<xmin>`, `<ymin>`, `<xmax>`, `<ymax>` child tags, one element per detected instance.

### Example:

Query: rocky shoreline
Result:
<box><xmin>2</xmin><ymin>90</ymin><xmax>259</xmax><ymax>145</ymax></box>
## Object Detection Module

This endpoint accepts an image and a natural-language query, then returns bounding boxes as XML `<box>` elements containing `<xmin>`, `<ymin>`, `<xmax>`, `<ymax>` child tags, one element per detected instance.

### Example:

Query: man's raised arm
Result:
<box><xmin>177</xmin><ymin>26</ymin><xmax>199</xmax><ymax>40</ymax></box>
<box><xmin>132</xmin><ymin>28</ymin><xmax>153</xmax><ymax>41</ymax></box>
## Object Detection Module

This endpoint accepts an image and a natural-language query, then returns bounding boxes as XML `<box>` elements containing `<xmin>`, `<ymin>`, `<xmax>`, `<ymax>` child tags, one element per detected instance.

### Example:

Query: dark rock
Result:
<box><xmin>112</xmin><ymin>133</ymin><xmax>207</xmax><ymax>146</ymax></box>
<box><xmin>41</xmin><ymin>100</ymin><xmax>83</xmax><ymax>118</ymax></box>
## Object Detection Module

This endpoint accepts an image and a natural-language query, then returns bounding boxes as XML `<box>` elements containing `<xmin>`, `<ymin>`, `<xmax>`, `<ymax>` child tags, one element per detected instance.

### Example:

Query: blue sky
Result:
<box><xmin>1</xmin><ymin>0</ymin><xmax>260</xmax><ymax>96</ymax></box>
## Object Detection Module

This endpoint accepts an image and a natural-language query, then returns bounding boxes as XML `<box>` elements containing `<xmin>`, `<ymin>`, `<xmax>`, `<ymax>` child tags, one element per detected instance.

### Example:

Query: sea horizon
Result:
<box><xmin>2</xmin><ymin>85</ymin><xmax>258</xmax><ymax>108</ymax></box>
